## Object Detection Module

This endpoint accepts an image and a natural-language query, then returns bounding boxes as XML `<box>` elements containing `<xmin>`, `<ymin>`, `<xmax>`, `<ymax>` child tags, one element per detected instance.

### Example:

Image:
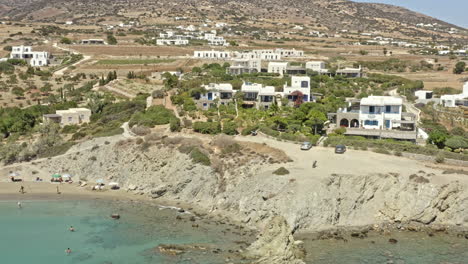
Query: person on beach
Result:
<box><xmin>17</xmin><ymin>201</ymin><xmax>22</xmax><ymax>208</ymax></box>
<box><xmin>56</xmin><ymin>186</ymin><xmax>61</xmax><ymax>194</ymax></box>
<box><xmin>19</xmin><ymin>186</ymin><xmax>25</xmax><ymax>194</ymax></box>
<box><xmin>69</xmin><ymin>226</ymin><xmax>75</xmax><ymax>232</ymax></box>
<box><xmin>66</xmin><ymin>248</ymin><xmax>71</xmax><ymax>255</ymax></box>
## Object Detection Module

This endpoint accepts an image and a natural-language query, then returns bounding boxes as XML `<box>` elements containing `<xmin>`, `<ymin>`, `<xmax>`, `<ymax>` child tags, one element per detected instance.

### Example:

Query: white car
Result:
<box><xmin>300</xmin><ymin>142</ymin><xmax>313</xmax><ymax>150</ymax></box>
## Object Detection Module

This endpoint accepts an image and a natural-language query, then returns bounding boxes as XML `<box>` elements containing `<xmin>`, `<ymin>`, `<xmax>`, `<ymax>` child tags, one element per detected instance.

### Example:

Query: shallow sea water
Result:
<box><xmin>299</xmin><ymin>231</ymin><xmax>468</xmax><ymax>264</ymax></box>
<box><xmin>0</xmin><ymin>200</ymin><xmax>252</xmax><ymax>264</ymax></box>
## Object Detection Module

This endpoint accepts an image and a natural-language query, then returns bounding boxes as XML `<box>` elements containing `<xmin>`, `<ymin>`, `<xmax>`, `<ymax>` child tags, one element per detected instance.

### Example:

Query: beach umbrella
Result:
<box><xmin>96</xmin><ymin>179</ymin><xmax>104</xmax><ymax>184</ymax></box>
<box><xmin>108</xmin><ymin>182</ymin><xmax>119</xmax><ymax>186</ymax></box>
<box><xmin>62</xmin><ymin>174</ymin><xmax>72</xmax><ymax>178</ymax></box>
<box><xmin>52</xmin><ymin>173</ymin><xmax>62</xmax><ymax>178</ymax></box>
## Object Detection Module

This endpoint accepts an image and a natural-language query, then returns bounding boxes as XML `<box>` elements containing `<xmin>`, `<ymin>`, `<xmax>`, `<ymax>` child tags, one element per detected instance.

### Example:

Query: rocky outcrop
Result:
<box><xmin>246</xmin><ymin>215</ymin><xmax>305</xmax><ymax>264</ymax></box>
<box><xmin>5</xmin><ymin>135</ymin><xmax>468</xmax><ymax>233</ymax></box>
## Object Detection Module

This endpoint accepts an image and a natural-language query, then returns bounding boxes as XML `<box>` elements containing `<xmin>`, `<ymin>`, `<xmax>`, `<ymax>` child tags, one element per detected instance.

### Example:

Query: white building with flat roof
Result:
<box><xmin>196</xmin><ymin>83</ymin><xmax>235</xmax><ymax>109</ymax></box>
<box><xmin>441</xmin><ymin>82</ymin><xmax>468</xmax><ymax>107</ymax></box>
<box><xmin>43</xmin><ymin>108</ymin><xmax>91</xmax><ymax>126</ymax></box>
<box><xmin>227</xmin><ymin>59</ymin><xmax>261</xmax><ymax>75</ymax></box>
<box><xmin>305</xmin><ymin>61</ymin><xmax>328</xmax><ymax>74</ymax></box>
<box><xmin>193</xmin><ymin>50</ymin><xmax>230</xmax><ymax>59</ymax></box>
<box><xmin>10</xmin><ymin>46</ymin><xmax>49</xmax><ymax>66</ymax></box>
<box><xmin>359</xmin><ymin>96</ymin><xmax>402</xmax><ymax>129</ymax></box>
<box><xmin>282</xmin><ymin>76</ymin><xmax>311</xmax><ymax>103</ymax></box>
<box><xmin>268</xmin><ymin>62</ymin><xmax>289</xmax><ymax>76</ymax></box>
<box><xmin>156</xmin><ymin>39</ymin><xmax>189</xmax><ymax>46</ymax></box>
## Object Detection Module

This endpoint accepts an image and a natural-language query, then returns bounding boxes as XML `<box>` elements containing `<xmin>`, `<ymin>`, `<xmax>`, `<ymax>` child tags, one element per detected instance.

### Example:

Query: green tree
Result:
<box><xmin>107</xmin><ymin>34</ymin><xmax>117</xmax><ymax>45</ymax></box>
<box><xmin>306</xmin><ymin>109</ymin><xmax>327</xmax><ymax>134</ymax></box>
<box><xmin>60</xmin><ymin>37</ymin><xmax>72</xmax><ymax>44</ymax></box>
<box><xmin>453</xmin><ymin>61</ymin><xmax>466</xmax><ymax>74</ymax></box>
<box><xmin>427</xmin><ymin>130</ymin><xmax>448</xmax><ymax>149</ymax></box>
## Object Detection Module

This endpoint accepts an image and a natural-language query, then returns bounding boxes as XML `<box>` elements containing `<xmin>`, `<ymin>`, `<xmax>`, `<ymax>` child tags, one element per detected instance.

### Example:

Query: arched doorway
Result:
<box><xmin>340</xmin><ymin>119</ymin><xmax>349</xmax><ymax>127</ymax></box>
<box><xmin>350</xmin><ymin>119</ymin><xmax>359</xmax><ymax>128</ymax></box>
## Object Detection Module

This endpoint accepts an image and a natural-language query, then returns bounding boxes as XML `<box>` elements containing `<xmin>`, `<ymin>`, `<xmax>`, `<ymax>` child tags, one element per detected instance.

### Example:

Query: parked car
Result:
<box><xmin>250</xmin><ymin>130</ymin><xmax>258</xmax><ymax>136</ymax></box>
<box><xmin>300</xmin><ymin>142</ymin><xmax>313</xmax><ymax>150</ymax></box>
<box><xmin>335</xmin><ymin>144</ymin><xmax>346</xmax><ymax>154</ymax></box>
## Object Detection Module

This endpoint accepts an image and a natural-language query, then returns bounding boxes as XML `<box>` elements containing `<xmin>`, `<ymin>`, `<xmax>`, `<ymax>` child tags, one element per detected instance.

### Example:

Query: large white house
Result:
<box><xmin>227</xmin><ymin>59</ymin><xmax>261</xmax><ymax>75</ymax></box>
<box><xmin>282</xmin><ymin>76</ymin><xmax>311</xmax><ymax>103</ymax></box>
<box><xmin>241</xmin><ymin>82</ymin><xmax>276</xmax><ymax>109</ymax></box>
<box><xmin>10</xmin><ymin>46</ymin><xmax>49</xmax><ymax>66</ymax></box>
<box><xmin>196</xmin><ymin>83</ymin><xmax>235</xmax><ymax>109</ymax></box>
<box><xmin>441</xmin><ymin>82</ymin><xmax>468</xmax><ymax>107</ymax></box>
<box><xmin>328</xmin><ymin>96</ymin><xmax>418</xmax><ymax>140</ymax></box>
<box><xmin>268</xmin><ymin>62</ymin><xmax>289</xmax><ymax>76</ymax></box>
<box><xmin>305</xmin><ymin>61</ymin><xmax>329</xmax><ymax>74</ymax></box>
<box><xmin>43</xmin><ymin>108</ymin><xmax>91</xmax><ymax>126</ymax></box>
<box><xmin>156</xmin><ymin>38</ymin><xmax>189</xmax><ymax>46</ymax></box>
<box><xmin>193</xmin><ymin>50</ymin><xmax>230</xmax><ymax>60</ymax></box>
<box><xmin>359</xmin><ymin>96</ymin><xmax>402</xmax><ymax>129</ymax></box>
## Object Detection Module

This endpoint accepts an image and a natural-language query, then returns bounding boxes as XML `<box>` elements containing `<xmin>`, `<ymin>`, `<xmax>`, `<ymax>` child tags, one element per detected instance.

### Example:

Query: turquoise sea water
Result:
<box><xmin>300</xmin><ymin>231</ymin><xmax>468</xmax><ymax>264</ymax></box>
<box><xmin>0</xmin><ymin>200</ymin><xmax>251</xmax><ymax>264</ymax></box>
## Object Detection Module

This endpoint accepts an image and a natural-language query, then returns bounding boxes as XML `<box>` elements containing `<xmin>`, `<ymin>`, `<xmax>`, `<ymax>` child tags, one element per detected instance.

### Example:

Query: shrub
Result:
<box><xmin>61</xmin><ymin>125</ymin><xmax>79</xmax><ymax>134</ymax></box>
<box><xmin>445</xmin><ymin>136</ymin><xmax>468</xmax><ymax>151</ymax></box>
<box><xmin>435</xmin><ymin>153</ymin><xmax>445</xmax><ymax>164</ymax></box>
<box><xmin>333</xmin><ymin>127</ymin><xmax>347</xmax><ymax>135</ymax></box>
<box><xmin>135</xmin><ymin>138</ymin><xmax>144</xmax><ymax>145</ymax></box>
<box><xmin>71</xmin><ymin>131</ymin><xmax>87</xmax><ymax>141</ymax></box>
<box><xmin>273</xmin><ymin>167</ymin><xmax>290</xmax><ymax>175</ymax></box>
<box><xmin>170</xmin><ymin>119</ymin><xmax>181</xmax><ymax>132</ymax></box>
<box><xmin>222</xmin><ymin>121</ymin><xmax>238</xmax><ymax>135</ymax></box>
<box><xmin>190</xmin><ymin>148</ymin><xmax>211</xmax><ymax>166</ymax></box>
<box><xmin>241</xmin><ymin>125</ymin><xmax>259</xmax><ymax>136</ymax></box>
<box><xmin>129</xmin><ymin>105</ymin><xmax>179</xmax><ymax>127</ymax></box>
<box><xmin>132</xmin><ymin>126</ymin><xmax>151</xmax><ymax>136</ymax></box>
<box><xmin>373</xmin><ymin>148</ymin><xmax>390</xmax><ymax>155</ymax></box>
<box><xmin>394</xmin><ymin>151</ymin><xmax>403</xmax><ymax>156</ymax></box>
<box><xmin>193</xmin><ymin>121</ymin><xmax>221</xmax><ymax>134</ymax></box>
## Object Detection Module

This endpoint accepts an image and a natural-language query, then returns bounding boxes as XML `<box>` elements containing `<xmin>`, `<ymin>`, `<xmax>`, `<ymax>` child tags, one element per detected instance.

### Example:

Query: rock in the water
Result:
<box><xmin>245</xmin><ymin>215</ymin><xmax>306</xmax><ymax>264</ymax></box>
<box><xmin>388</xmin><ymin>238</ymin><xmax>398</xmax><ymax>244</ymax></box>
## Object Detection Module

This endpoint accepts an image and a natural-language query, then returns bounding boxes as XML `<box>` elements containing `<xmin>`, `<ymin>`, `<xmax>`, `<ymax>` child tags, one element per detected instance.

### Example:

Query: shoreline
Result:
<box><xmin>0</xmin><ymin>181</ymin><xmax>254</xmax><ymax>232</ymax></box>
<box><xmin>3</xmin><ymin>182</ymin><xmax>468</xmax><ymax>240</ymax></box>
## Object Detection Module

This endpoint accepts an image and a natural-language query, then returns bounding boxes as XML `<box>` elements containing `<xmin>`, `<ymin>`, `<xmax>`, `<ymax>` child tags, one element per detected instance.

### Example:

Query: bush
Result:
<box><xmin>170</xmin><ymin>119</ymin><xmax>181</xmax><ymax>132</ymax></box>
<box><xmin>193</xmin><ymin>121</ymin><xmax>221</xmax><ymax>134</ymax></box>
<box><xmin>373</xmin><ymin>148</ymin><xmax>390</xmax><ymax>155</ymax></box>
<box><xmin>132</xmin><ymin>126</ymin><xmax>151</xmax><ymax>136</ymax></box>
<box><xmin>61</xmin><ymin>125</ymin><xmax>79</xmax><ymax>134</ymax></box>
<box><xmin>222</xmin><ymin>121</ymin><xmax>238</xmax><ymax>135</ymax></box>
<box><xmin>129</xmin><ymin>105</ymin><xmax>179</xmax><ymax>127</ymax></box>
<box><xmin>394</xmin><ymin>151</ymin><xmax>403</xmax><ymax>156</ymax></box>
<box><xmin>241</xmin><ymin>125</ymin><xmax>259</xmax><ymax>136</ymax></box>
<box><xmin>435</xmin><ymin>153</ymin><xmax>445</xmax><ymax>164</ymax></box>
<box><xmin>71</xmin><ymin>131</ymin><xmax>87</xmax><ymax>141</ymax></box>
<box><xmin>273</xmin><ymin>167</ymin><xmax>290</xmax><ymax>175</ymax></box>
<box><xmin>190</xmin><ymin>148</ymin><xmax>211</xmax><ymax>166</ymax></box>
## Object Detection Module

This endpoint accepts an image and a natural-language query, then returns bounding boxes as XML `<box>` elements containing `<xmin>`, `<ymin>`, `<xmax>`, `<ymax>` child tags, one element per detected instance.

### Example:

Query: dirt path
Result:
<box><xmin>53</xmin><ymin>43</ymin><xmax>91</xmax><ymax>76</ymax></box>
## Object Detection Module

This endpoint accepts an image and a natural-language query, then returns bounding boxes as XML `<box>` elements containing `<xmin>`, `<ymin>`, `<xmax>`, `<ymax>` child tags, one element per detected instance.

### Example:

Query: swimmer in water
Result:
<box><xmin>66</xmin><ymin>248</ymin><xmax>71</xmax><ymax>255</ymax></box>
<box><xmin>17</xmin><ymin>201</ymin><xmax>22</xmax><ymax>208</ymax></box>
<box><xmin>69</xmin><ymin>226</ymin><xmax>75</xmax><ymax>232</ymax></box>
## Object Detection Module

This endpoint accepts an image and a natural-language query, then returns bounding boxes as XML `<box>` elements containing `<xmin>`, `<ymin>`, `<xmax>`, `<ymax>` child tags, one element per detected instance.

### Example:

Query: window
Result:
<box><xmin>369</xmin><ymin>106</ymin><xmax>375</xmax><ymax>113</ymax></box>
<box><xmin>364</xmin><ymin>120</ymin><xmax>378</xmax><ymax>126</ymax></box>
<box><xmin>301</xmin><ymin>81</ymin><xmax>308</xmax><ymax>88</ymax></box>
<box><xmin>68</xmin><ymin>117</ymin><xmax>73</xmax><ymax>122</ymax></box>
<box><xmin>385</xmin><ymin>105</ymin><xmax>391</xmax><ymax>113</ymax></box>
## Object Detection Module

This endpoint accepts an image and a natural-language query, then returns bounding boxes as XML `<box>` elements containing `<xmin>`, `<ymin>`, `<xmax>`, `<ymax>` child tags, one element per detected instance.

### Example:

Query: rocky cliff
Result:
<box><xmin>4</xmin><ymin>133</ymin><xmax>468</xmax><ymax>235</ymax></box>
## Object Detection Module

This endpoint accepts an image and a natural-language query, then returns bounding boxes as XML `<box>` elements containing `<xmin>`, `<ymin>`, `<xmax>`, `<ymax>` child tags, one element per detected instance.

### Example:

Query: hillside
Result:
<box><xmin>0</xmin><ymin>0</ymin><xmax>465</xmax><ymax>38</ymax></box>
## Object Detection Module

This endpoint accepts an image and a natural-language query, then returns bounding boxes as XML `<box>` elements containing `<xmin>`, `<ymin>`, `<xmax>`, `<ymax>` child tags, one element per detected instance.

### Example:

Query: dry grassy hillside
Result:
<box><xmin>0</xmin><ymin>0</ymin><xmax>465</xmax><ymax>39</ymax></box>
